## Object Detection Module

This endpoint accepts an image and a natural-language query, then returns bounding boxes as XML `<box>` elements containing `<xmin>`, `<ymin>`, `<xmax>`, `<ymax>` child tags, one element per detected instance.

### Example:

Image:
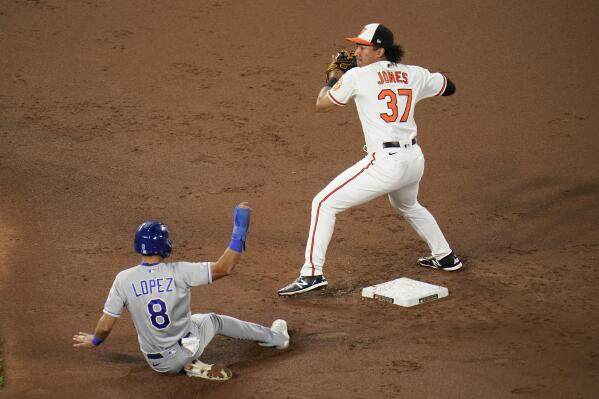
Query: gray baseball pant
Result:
<box><xmin>144</xmin><ymin>313</ymin><xmax>286</xmax><ymax>374</ymax></box>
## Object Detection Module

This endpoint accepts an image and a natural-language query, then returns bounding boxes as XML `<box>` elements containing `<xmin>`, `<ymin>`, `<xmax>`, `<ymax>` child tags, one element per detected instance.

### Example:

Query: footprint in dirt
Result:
<box><xmin>378</xmin><ymin>382</ymin><xmax>402</xmax><ymax>398</ymax></box>
<box><xmin>387</xmin><ymin>359</ymin><xmax>422</xmax><ymax>373</ymax></box>
<box><xmin>511</xmin><ymin>386</ymin><xmax>541</xmax><ymax>395</ymax></box>
<box><xmin>294</xmin><ymin>330</ymin><xmax>348</xmax><ymax>351</ymax></box>
<box><xmin>100</xmin><ymin>352</ymin><xmax>142</xmax><ymax>364</ymax></box>
<box><xmin>113</xmin><ymin>29</ymin><xmax>133</xmax><ymax>39</ymax></box>
<box><xmin>302</xmin><ymin>331</ymin><xmax>348</xmax><ymax>342</ymax></box>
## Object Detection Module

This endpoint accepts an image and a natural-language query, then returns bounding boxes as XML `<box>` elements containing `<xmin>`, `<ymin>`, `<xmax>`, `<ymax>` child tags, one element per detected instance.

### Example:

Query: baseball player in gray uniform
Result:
<box><xmin>279</xmin><ymin>23</ymin><xmax>462</xmax><ymax>296</ymax></box>
<box><xmin>73</xmin><ymin>203</ymin><xmax>289</xmax><ymax>380</ymax></box>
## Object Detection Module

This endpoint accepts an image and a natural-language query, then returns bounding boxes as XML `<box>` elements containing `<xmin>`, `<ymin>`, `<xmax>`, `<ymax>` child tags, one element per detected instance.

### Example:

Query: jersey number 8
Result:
<box><xmin>378</xmin><ymin>89</ymin><xmax>413</xmax><ymax>123</ymax></box>
<box><xmin>147</xmin><ymin>298</ymin><xmax>171</xmax><ymax>329</ymax></box>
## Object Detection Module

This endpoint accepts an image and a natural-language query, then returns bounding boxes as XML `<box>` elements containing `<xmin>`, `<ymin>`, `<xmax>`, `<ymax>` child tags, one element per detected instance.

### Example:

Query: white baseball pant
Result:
<box><xmin>300</xmin><ymin>145</ymin><xmax>452</xmax><ymax>277</ymax></box>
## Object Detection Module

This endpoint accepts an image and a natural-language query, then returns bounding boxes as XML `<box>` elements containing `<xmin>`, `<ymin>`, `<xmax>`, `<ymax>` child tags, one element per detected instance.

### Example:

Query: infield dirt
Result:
<box><xmin>1</xmin><ymin>1</ymin><xmax>598</xmax><ymax>398</ymax></box>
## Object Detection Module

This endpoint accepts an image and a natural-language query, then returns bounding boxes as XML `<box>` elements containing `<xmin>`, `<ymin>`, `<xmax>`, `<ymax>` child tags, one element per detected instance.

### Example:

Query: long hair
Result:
<box><xmin>376</xmin><ymin>44</ymin><xmax>405</xmax><ymax>64</ymax></box>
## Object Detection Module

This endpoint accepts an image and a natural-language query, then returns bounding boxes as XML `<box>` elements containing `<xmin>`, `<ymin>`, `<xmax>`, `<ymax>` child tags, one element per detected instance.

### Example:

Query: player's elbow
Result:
<box><xmin>210</xmin><ymin>252</ymin><xmax>240</xmax><ymax>281</ymax></box>
<box><xmin>441</xmin><ymin>79</ymin><xmax>456</xmax><ymax>96</ymax></box>
<box><xmin>215</xmin><ymin>263</ymin><xmax>233</xmax><ymax>276</ymax></box>
<box><xmin>315</xmin><ymin>101</ymin><xmax>333</xmax><ymax>113</ymax></box>
<box><xmin>211</xmin><ymin>262</ymin><xmax>226</xmax><ymax>277</ymax></box>
<box><xmin>211</xmin><ymin>265</ymin><xmax>233</xmax><ymax>281</ymax></box>
<box><xmin>315</xmin><ymin>104</ymin><xmax>329</xmax><ymax>113</ymax></box>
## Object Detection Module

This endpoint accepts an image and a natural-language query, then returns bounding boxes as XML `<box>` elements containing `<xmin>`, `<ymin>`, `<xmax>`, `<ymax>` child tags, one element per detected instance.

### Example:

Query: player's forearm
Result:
<box><xmin>211</xmin><ymin>248</ymin><xmax>241</xmax><ymax>280</ymax></box>
<box><xmin>316</xmin><ymin>87</ymin><xmax>333</xmax><ymax>112</ymax></box>
<box><xmin>211</xmin><ymin>204</ymin><xmax>250</xmax><ymax>280</ymax></box>
<box><xmin>316</xmin><ymin>70</ymin><xmax>341</xmax><ymax>112</ymax></box>
<box><xmin>94</xmin><ymin>314</ymin><xmax>116</xmax><ymax>341</ymax></box>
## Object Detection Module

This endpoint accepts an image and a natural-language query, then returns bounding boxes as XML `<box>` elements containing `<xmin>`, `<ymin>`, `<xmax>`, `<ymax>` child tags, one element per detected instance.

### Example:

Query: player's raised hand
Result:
<box><xmin>73</xmin><ymin>332</ymin><xmax>95</xmax><ymax>349</ymax></box>
<box><xmin>236</xmin><ymin>201</ymin><xmax>251</xmax><ymax>209</ymax></box>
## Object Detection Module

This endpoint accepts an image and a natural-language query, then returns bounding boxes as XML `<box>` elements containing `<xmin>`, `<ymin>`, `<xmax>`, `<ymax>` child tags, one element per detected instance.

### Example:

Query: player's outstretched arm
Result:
<box><xmin>211</xmin><ymin>202</ymin><xmax>251</xmax><ymax>281</ymax></box>
<box><xmin>73</xmin><ymin>313</ymin><xmax>118</xmax><ymax>349</ymax></box>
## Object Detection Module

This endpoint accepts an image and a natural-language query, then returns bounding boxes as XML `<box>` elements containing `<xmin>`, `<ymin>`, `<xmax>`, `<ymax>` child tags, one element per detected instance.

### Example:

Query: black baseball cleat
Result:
<box><xmin>278</xmin><ymin>275</ymin><xmax>328</xmax><ymax>296</ymax></box>
<box><xmin>417</xmin><ymin>252</ymin><xmax>463</xmax><ymax>271</ymax></box>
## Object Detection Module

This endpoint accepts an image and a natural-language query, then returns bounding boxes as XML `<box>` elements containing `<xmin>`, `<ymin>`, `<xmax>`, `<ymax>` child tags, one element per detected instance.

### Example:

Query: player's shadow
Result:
<box><xmin>312</xmin><ymin>286</ymin><xmax>355</xmax><ymax>298</ymax></box>
<box><xmin>280</xmin><ymin>281</ymin><xmax>370</xmax><ymax>299</ymax></box>
<box><xmin>100</xmin><ymin>352</ymin><xmax>144</xmax><ymax>364</ymax></box>
<box><xmin>195</xmin><ymin>334</ymin><xmax>297</xmax><ymax>379</ymax></box>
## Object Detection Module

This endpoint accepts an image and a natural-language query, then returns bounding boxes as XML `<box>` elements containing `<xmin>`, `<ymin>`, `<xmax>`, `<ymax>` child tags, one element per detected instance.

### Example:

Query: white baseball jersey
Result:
<box><xmin>103</xmin><ymin>261</ymin><xmax>212</xmax><ymax>354</ymax></box>
<box><xmin>327</xmin><ymin>61</ymin><xmax>447</xmax><ymax>153</ymax></box>
<box><xmin>299</xmin><ymin>59</ymin><xmax>453</xmax><ymax>277</ymax></box>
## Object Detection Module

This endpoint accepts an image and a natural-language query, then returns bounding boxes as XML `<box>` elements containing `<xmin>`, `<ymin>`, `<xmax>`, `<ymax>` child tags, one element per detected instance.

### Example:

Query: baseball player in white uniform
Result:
<box><xmin>279</xmin><ymin>23</ymin><xmax>462</xmax><ymax>296</ymax></box>
<box><xmin>74</xmin><ymin>203</ymin><xmax>289</xmax><ymax>380</ymax></box>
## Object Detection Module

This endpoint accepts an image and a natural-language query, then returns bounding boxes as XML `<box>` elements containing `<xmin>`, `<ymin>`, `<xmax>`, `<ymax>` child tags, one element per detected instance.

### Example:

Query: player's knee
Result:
<box><xmin>311</xmin><ymin>192</ymin><xmax>326</xmax><ymax>209</ymax></box>
<box><xmin>396</xmin><ymin>202</ymin><xmax>424</xmax><ymax>217</ymax></box>
<box><xmin>208</xmin><ymin>313</ymin><xmax>223</xmax><ymax>331</ymax></box>
<box><xmin>312</xmin><ymin>196</ymin><xmax>344</xmax><ymax>216</ymax></box>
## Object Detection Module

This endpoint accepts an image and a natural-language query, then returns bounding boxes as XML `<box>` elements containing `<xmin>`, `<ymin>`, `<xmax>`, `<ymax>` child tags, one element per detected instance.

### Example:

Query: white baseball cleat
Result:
<box><xmin>184</xmin><ymin>360</ymin><xmax>232</xmax><ymax>381</ymax></box>
<box><xmin>258</xmin><ymin>319</ymin><xmax>290</xmax><ymax>349</ymax></box>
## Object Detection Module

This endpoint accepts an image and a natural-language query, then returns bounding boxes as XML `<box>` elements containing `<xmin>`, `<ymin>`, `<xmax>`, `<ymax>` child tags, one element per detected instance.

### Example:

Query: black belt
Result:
<box><xmin>383</xmin><ymin>138</ymin><xmax>417</xmax><ymax>148</ymax></box>
<box><xmin>147</xmin><ymin>332</ymin><xmax>191</xmax><ymax>359</ymax></box>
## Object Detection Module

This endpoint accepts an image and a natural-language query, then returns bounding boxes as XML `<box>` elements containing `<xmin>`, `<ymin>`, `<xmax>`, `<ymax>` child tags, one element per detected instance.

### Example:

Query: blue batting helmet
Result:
<box><xmin>134</xmin><ymin>220</ymin><xmax>173</xmax><ymax>258</ymax></box>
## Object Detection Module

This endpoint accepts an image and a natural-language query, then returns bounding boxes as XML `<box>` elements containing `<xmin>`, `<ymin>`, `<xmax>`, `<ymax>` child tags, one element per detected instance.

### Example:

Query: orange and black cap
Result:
<box><xmin>346</xmin><ymin>23</ymin><xmax>394</xmax><ymax>47</ymax></box>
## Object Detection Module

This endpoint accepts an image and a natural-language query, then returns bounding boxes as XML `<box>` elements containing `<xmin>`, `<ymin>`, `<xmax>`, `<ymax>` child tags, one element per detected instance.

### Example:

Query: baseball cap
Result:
<box><xmin>346</xmin><ymin>23</ymin><xmax>394</xmax><ymax>47</ymax></box>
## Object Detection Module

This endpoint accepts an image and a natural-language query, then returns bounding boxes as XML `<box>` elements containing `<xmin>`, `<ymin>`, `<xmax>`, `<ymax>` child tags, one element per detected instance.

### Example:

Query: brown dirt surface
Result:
<box><xmin>1</xmin><ymin>1</ymin><xmax>598</xmax><ymax>398</ymax></box>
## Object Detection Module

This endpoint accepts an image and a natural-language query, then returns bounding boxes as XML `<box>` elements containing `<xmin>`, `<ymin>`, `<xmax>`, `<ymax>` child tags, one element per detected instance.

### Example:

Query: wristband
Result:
<box><xmin>92</xmin><ymin>335</ymin><xmax>103</xmax><ymax>346</ymax></box>
<box><xmin>325</xmin><ymin>77</ymin><xmax>339</xmax><ymax>88</ymax></box>
<box><xmin>228</xmin><ymin>239</ymin><xmax>244</xmax><ymax>253</ymax></box>
<box><xmin>230</xmin><ymin>206</ymin><xmax>250</xmax><ymax>252</ymax></box>
<box><xmin>231</xmin><ymin>207</ymin><xmax>250</xmax><ymax>240</ymax></box>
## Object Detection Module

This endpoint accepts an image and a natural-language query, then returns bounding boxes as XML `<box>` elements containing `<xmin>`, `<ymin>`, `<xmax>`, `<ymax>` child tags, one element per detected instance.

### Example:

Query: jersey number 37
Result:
<box><xmin>378</xmin><ymin>89</ymin><xmax>412</xmax><ymax>123</ymax></box>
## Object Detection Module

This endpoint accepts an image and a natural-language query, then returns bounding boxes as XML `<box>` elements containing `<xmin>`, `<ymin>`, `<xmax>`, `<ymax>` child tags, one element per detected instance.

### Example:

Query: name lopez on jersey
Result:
<box><xmin>377</xmin><ymin>70</ymin><xmax>408</xmax><ymax>85</ymax></box>
<box><xmin>131</xmin><ymin>278</ymin><xmax>174</xmax><ymax>297</ymax></box>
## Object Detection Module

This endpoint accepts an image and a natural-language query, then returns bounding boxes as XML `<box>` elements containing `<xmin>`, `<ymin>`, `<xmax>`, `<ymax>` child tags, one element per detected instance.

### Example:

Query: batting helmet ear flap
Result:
<box><xmin>134</xmin><ymin>220</ymin><xmax>173</xmax><ymax>258</ymax></box>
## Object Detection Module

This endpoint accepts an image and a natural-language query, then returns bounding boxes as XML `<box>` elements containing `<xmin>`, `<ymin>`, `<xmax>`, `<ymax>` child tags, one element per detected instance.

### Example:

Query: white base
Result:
<box><xmin>362</xmin><ymin>277</ymin><xmax>448</xmax><ymax>307</ymax></box>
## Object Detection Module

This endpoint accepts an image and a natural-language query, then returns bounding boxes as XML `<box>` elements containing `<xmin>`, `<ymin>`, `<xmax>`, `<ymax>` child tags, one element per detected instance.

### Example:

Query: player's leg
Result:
<box><xmin>191</xmin><ymin>313</ymin><xmax>289</xmax><ymax>351</ymax></box>
<box><xmin>303</xmin><ymin>155</ymin><xmax>384</xmax><ymax>274</ymax></box>
<box><xmin>388</xmin><ymin>180</ymin><xmax>462</xmax><ymax>271</ymax></box>
<box><xmin>177</xmin><ymin>313</ymin><xmax>289</xmax><ymax>380</ymax></box>
<box><xmin>279</xmin><ymin>155</ymin><xmax>382</xmax><ymax>295</ymax></box>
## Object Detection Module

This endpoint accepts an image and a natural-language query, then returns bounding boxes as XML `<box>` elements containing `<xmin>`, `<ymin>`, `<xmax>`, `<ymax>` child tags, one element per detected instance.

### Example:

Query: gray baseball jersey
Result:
<box><xmin>103</xmin><ymin>261</ymin><xmax>212</xmax><ymax>354</ymax></box>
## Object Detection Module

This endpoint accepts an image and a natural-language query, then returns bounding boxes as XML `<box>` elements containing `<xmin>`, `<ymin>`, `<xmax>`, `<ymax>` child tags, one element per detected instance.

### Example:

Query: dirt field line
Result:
<box><xmin>0</xmin><ymin>338</ymin><xmax>4</xmax><ymax>388</ymax></box>
<box><xmin>0</xmin><ymin>223</ymin><xmax>16</xmax><ymax>283</ymax></box>
<box><xmin>0</xmin><ymin>220</ymin><xmax>17</xmax><ymax>389</ymax></box>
